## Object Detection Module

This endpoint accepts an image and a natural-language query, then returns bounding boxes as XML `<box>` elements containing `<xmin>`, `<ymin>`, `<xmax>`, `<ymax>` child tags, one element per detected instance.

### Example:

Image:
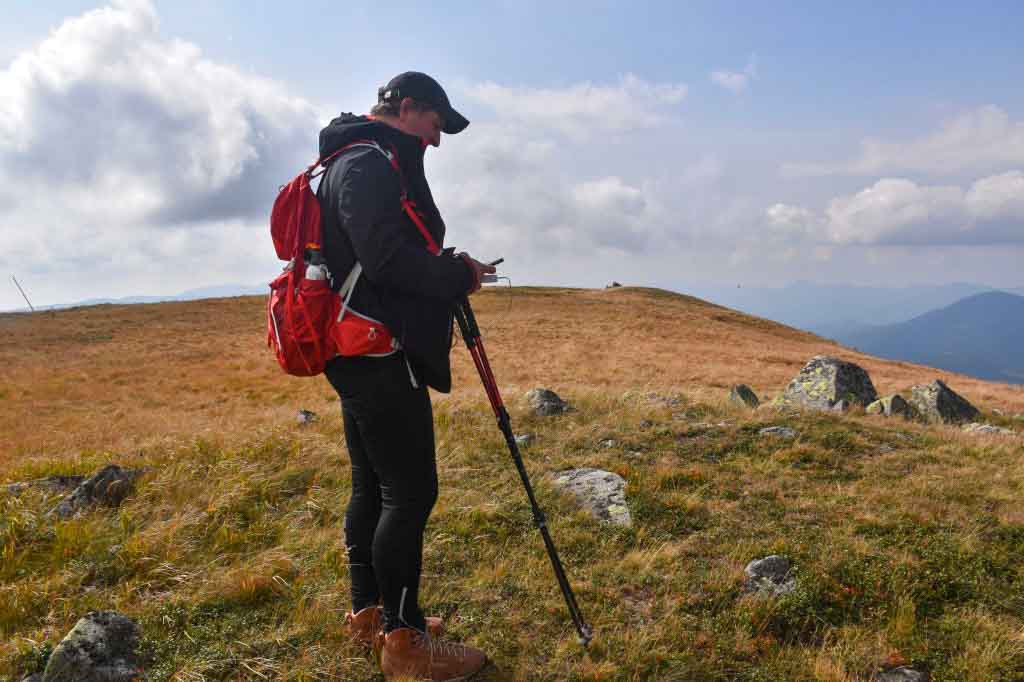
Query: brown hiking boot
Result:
<box><xmin>345</xmin><ymin>606</ymin><xmax>444</xmax><ymax>647</ymax></box>
<box><xmin>380</xmin><ymin>627</ymin><xmax>487</xmax><ymax>681</ymax></box>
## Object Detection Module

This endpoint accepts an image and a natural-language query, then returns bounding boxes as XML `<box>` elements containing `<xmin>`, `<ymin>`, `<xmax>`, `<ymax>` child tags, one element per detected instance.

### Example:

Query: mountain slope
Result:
<box><xmin>4</xmin><ymin>286</ymin><xmax>1022</xmax><ymax>459</ymax></box>
<box><xmin>843</xmin><ymin>291</ymin><xmax>1024</xmax><ymax>384</ymax></box>
<box><xmin>2</xmin><ymin>287</ymin><xmax>1024</xmax><ymax>680</ymax></box>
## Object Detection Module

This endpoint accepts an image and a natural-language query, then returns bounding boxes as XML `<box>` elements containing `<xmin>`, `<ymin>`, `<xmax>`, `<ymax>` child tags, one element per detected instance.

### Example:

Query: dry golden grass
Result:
<box><xmin>1</xmin><ymin>286</ymin><xmax>1023</xmax><ymax>681</ymax></box>
<box><xmin>3</xmin><ymin>286</ymin><xmax>1021</xmax><ymax>465</ymax></box>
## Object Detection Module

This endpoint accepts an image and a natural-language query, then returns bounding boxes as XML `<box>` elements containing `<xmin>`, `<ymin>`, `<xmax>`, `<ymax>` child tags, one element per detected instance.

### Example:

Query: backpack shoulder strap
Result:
<box><xmin>316</xmin><ymin>139</ymin><xmax>441</xmax><ymax>255</ymax></box>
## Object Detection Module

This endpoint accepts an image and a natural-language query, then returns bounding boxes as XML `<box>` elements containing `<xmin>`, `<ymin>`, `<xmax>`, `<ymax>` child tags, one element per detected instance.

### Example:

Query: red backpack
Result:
<box><xmin>267</xmin><ymin>140</ymin><xmax>440</xmax><ymax>377</ymax></box>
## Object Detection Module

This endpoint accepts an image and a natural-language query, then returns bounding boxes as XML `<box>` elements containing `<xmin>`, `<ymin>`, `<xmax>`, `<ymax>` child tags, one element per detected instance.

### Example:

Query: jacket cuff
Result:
<box><xmin>458</xmin><ymin>253</ymin><xmax>480</xmax><ymax>294</ymax></box>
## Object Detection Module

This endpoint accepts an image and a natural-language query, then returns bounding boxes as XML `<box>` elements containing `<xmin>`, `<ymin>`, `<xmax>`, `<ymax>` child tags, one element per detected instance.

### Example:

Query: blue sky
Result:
<box><xmin>2</xmin><ymin>1</ymin><xmax>1023</xmax><ymax>309</ymax></box>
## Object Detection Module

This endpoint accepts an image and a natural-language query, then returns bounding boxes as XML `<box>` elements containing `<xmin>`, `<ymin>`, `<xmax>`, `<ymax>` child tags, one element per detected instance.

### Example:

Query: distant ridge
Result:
<box><xmin>842</xmin><ymin>291</ymin><xmax>1024</xmax><ymax>384</ymax></box>
<box><xmin>688</xmin><ymin>281</ymin><xmax>1023</xmax><ymax>338</ymax></box>
<box><xmin>8</xmin><ymin>284</ymin><xmax>267</xmax><ymax>312</ymax></box>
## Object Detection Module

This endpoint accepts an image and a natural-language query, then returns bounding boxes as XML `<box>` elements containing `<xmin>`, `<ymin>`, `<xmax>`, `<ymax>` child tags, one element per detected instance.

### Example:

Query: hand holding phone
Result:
<box><xmin>482</xmin><ymin>257</ymin><xmax>503</xmax><ymax>283</ymax></box>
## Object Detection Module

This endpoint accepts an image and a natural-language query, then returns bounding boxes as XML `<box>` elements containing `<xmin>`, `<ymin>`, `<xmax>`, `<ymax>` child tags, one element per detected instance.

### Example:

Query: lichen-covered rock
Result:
<box><xmin>874</xmin><ymin>667</ymin><xmax>929</xmax><ymax>681</ymax></box>
<box><xmin>866</xmin><ymin>394</ymin><xmax>920</xmax><ymax>420</ymax></box>
<box><xmin>774</xmin><ymin>356</ymin><xmax>877</xmax><ymax>411</ymax></box>
<box><xmin>744</xmin><ymin>555</ymin><xmax>796</xmax><ymax>596</ymax></box>
<box><xmin>49</xmin><ymin>465</ymin><xmax>142</xmax><ymax>519</ymax></box>
<box><xmin>42</xmin><ymin>611</ymin><xmax>142</xmax><ymax>682</ymax></box>
<box><xmin>525</xmin><ymin>388</ymin><xmax>568</xmax><ymax>416</ymax></box>
<box><xmin>552</xmin><ymin>468</ymin><xmax>631</xmax><ymax>527</ymax></box>
<box><xmin>759</xmin><ymin>426</ymin><xmax>797</xmax><ymax>439</ymax></box>
<box><xmin>909</xmin><ymin>380</ymin><xmax>979</xmax><ymax>424</ymax></box>
<box><xmin>962</xmin><ymin>422</ymin><xmax>1014</xmax><ymax>436</ymax></box>
<box><xmin>729</xmin><ymin>384</ymin><xmax>760</xmax><ymax>408</ymax></box>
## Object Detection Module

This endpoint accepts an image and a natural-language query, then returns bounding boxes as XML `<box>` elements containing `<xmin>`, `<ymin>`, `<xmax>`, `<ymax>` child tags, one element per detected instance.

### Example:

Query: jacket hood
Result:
<box><xmin>318</xmin><ymin>112</ymin><xmax>445</xmax><ymax>246</ymax></box>
<box><xmin>318</xmin><ymin>113</ymin><xmax>425</xmax><ymax>164</ymax></box>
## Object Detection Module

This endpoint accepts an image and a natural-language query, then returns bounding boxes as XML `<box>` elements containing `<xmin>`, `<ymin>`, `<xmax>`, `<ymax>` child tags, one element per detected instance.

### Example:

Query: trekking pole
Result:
<box><xmin>11</xmin><ymin>276</ymin><xmax>35</xmax><ymax>312</ymax></box>
<box><xmin>454</xmin><ymin>296</ymin><xmax>593</xmax><ymax>647</ymax></box>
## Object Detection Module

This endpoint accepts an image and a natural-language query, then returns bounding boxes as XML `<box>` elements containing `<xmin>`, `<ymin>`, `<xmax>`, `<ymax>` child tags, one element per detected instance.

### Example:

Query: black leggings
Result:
<box><xmin>325</xmin><ymin>354</ymin><xmax>438</xmax><ymax>633</ymax></box>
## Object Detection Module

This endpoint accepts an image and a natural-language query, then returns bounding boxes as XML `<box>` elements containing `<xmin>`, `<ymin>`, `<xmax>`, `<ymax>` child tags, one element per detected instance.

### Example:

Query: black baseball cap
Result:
<box><xmin>378</xmin><ymin>72</ymin><xmax>470</xmax><ymax>134</ymax></box>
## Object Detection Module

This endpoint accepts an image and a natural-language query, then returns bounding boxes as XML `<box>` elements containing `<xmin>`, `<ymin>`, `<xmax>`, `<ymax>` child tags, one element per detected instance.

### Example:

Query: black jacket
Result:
<box><xmin>317</xmin><ymin>114</ymin><xmax>472</xmax><ymax>392</ymax></box>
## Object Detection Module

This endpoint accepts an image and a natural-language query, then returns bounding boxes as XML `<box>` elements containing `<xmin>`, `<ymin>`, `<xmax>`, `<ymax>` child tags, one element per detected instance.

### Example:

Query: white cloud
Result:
<box><xmin>965</xmin><ymin>170</ymin><xmax>1024</xmax><ymax>220</ymax></box>
<box><xmin>430</xmin><ymin>122</ymin><xmax>668</xmax><ymax>257</ymax></box>
<box><xmin>785</xmin><ymin>106</ymin><xmax>1024</xmax><ymax>177</ymax></box>
<box><xmin>462</xmin><ymin>74</ymin><xmax>687</xmax><ymax>140</ymax></box>
<box><xmin>825</xmin><ymin>179</ymin><xmax>968</xmax><ymax>245</ymax></box>
<box><xmin>710</xmin><ymin>56</ymin><xmax>757</xmax><ymax>94</ymax></box>
<box><xmin>770</xmin><ymin>172</ymin><xmax>1024</xmax><ymax>246</ymax></box>
<box><xmin>765</xmin><ymin>202</ymin><xmax>822</xmax><ymax>240</ymax></box>
<box><xmin>0</xmin><ymin>0</ymin><xmax>324</xmax><ymax>306</ymax></box>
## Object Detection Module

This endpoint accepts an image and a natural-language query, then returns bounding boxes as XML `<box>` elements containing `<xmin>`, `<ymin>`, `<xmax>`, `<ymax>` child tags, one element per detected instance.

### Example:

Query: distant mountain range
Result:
<box><xmin>25</xmin><ymin>284</ymin><xmax>268</xmax><ymax>311</ymax></box>
<box><xmin>840</xmin><ymin>291</ymin><xmax>1024</xmax><ymax>384</ymax></box>
<box><xmin>687</xmin><ymin>281</ymin><xmax>1024</xmax><ymax>338</ymax></box>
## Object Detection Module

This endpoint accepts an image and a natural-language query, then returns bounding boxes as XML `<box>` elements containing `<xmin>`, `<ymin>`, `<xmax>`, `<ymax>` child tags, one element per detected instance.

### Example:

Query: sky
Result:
<box><xmin>2</xmin><ymin>0</ymin><xmax>1023</xmax><ymax>310</ymax></box>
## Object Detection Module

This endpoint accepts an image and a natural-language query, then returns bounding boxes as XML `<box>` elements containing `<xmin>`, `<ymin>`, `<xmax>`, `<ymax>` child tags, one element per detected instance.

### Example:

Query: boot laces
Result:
<box><xmin>418</xmin><ymin>631</ymin><xmax>467</xmax><ymax>661</ymax></box>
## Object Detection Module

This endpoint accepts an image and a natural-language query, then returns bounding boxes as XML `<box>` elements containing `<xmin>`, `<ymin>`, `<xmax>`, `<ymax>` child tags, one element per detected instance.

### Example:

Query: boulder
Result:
<box><xmin>552</xmin><ymin>468</ymin><xmax>631</xmax><ymax>527</ymax></box>
<box><xmin>744</xmin><ymin>555</ymin><xmax>796</xmax><ymax>596</ymax></box>
<box><xmin>759</xmin><ymin>426</ymin><xmax>797</xmax><ymax>439</ymax></box>
<box><xmin>525</xmin><ymin>388</ymin><xmax>568</xmax><ymax>416</ymax></box>
<box><xmin>49</xmin><ymin>465</ymin><xmax>142</xmax><ymax>519</ymax></box>
<box><xmin>962</xmin><ymin>422</ymin><xmax>1014</xmax><ymax>436</ymax></box>
<box><xmin>909</xmin><ymin>380</ymin><xmax>979</xmax><ymax>424</ymax></box>
<box><xmin>729</xmin><ymin>384</ymin><xmax>760</xmax><ymax>408</ymax></box>
<box><xmin>866</xmin><ymin>394</ymin><xmax>920</xmax><ymax>420</ymax></box>
<box><xmin>775</xmin><ymin>356</ymin><xmax>877</xmax><ymax>411</ymax></box>
<box><xmin>42</xmin><ymin>611</ymin><xmax>142</xmax><ymax>682</ymax></box>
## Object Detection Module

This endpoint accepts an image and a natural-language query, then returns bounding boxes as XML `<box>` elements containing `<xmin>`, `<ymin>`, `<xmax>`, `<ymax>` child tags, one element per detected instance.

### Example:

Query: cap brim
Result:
<box><xmin>442</xmin><ymin>107</ymin><xmax>469</xmax><ymax>134</ymax></box>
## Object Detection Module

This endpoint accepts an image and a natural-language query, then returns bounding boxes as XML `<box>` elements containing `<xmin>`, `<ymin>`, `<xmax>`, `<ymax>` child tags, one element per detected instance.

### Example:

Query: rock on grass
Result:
<box><xmin>744</xmin><ymin>555</ymin><xmax>796</xmax><ymax>596</ymax></box>
<box><xmin>774</xmin><ymin>356</ymin><xmax>877</xmax><ymax>411</ymax></box>
<box><xmin>525</xmin><ymin>388</ymin><xmax>568</xmax><ymax>416</ymax></box>
<box><xmin>962</xmin><ymin>422</ymin><xmax>1014</xmax><ymax>436</ymax></box>
<box><xmin>759</xmin><ymin>426</ymin><xmax>797</xmax><ymax>439</ymax></box>
<box><xmin>866</xmin><ymin>394</ymin><xmax>920</xmax><ymax>420</ymax></box>
<box><xmin>729</xmin><ymin>384</ymin><xmax>760</xmax><ymax>408</ymax></box>
<box><xmin>42</xmin><ymin>611</ymin><xmax>142</xmax><ymax>682</ymax></box>
<box><xmin>49</xmin><ymin>465</ymin><xmax>143</xmax><ymax>519</ymax></box>
<box><xmin>551</xmin><ymin>468</ymin><xmax>631</xmax><ymax>527</ymax></box>
<box><xmin>909</xmin><ymin>380</ymin><xmax>979</xmax><ymax>424</ymax></box>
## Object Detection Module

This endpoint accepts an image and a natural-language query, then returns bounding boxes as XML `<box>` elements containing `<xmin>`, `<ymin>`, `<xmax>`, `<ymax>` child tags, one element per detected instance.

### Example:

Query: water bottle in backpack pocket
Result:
<box><xmin>267</xmin><ymin>251</ymin><xmax>340</xmax><ymax>376</ymax></box>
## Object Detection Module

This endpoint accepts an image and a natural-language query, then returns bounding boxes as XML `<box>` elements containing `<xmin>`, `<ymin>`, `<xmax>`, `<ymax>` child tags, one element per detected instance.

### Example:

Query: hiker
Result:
<box><xmin>317</xmin><ymin>72</ymin><xmax>495</xmax><ymax>680</ymax></box>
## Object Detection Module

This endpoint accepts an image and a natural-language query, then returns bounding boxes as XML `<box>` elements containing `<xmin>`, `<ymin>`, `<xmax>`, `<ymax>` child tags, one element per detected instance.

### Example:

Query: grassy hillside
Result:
<box><xmin>1</xmin><ymin>287</ymin><xmax>1023</xmax><ymax>680</ymax></box>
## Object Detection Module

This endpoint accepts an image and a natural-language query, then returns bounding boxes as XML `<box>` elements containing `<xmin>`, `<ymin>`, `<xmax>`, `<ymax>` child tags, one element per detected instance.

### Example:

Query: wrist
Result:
<box><xmin>458</xmin><ymin>252</ymin><xmax>481</xmax><ymax>293</ymax></box>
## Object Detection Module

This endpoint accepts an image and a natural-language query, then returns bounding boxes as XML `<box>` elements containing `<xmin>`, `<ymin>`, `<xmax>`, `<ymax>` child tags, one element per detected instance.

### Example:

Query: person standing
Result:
<box><xmin>317</xmin><ymin>72</ymin><xmax>495</xmax><ymax>680</ymax></box>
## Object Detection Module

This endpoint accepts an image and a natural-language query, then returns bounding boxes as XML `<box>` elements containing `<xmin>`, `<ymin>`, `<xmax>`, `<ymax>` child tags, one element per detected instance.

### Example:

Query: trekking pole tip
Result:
<box><xmin>577</xmin><ymin>624</ymin><xmax>594</xmax><ymax>647</ymax></box>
